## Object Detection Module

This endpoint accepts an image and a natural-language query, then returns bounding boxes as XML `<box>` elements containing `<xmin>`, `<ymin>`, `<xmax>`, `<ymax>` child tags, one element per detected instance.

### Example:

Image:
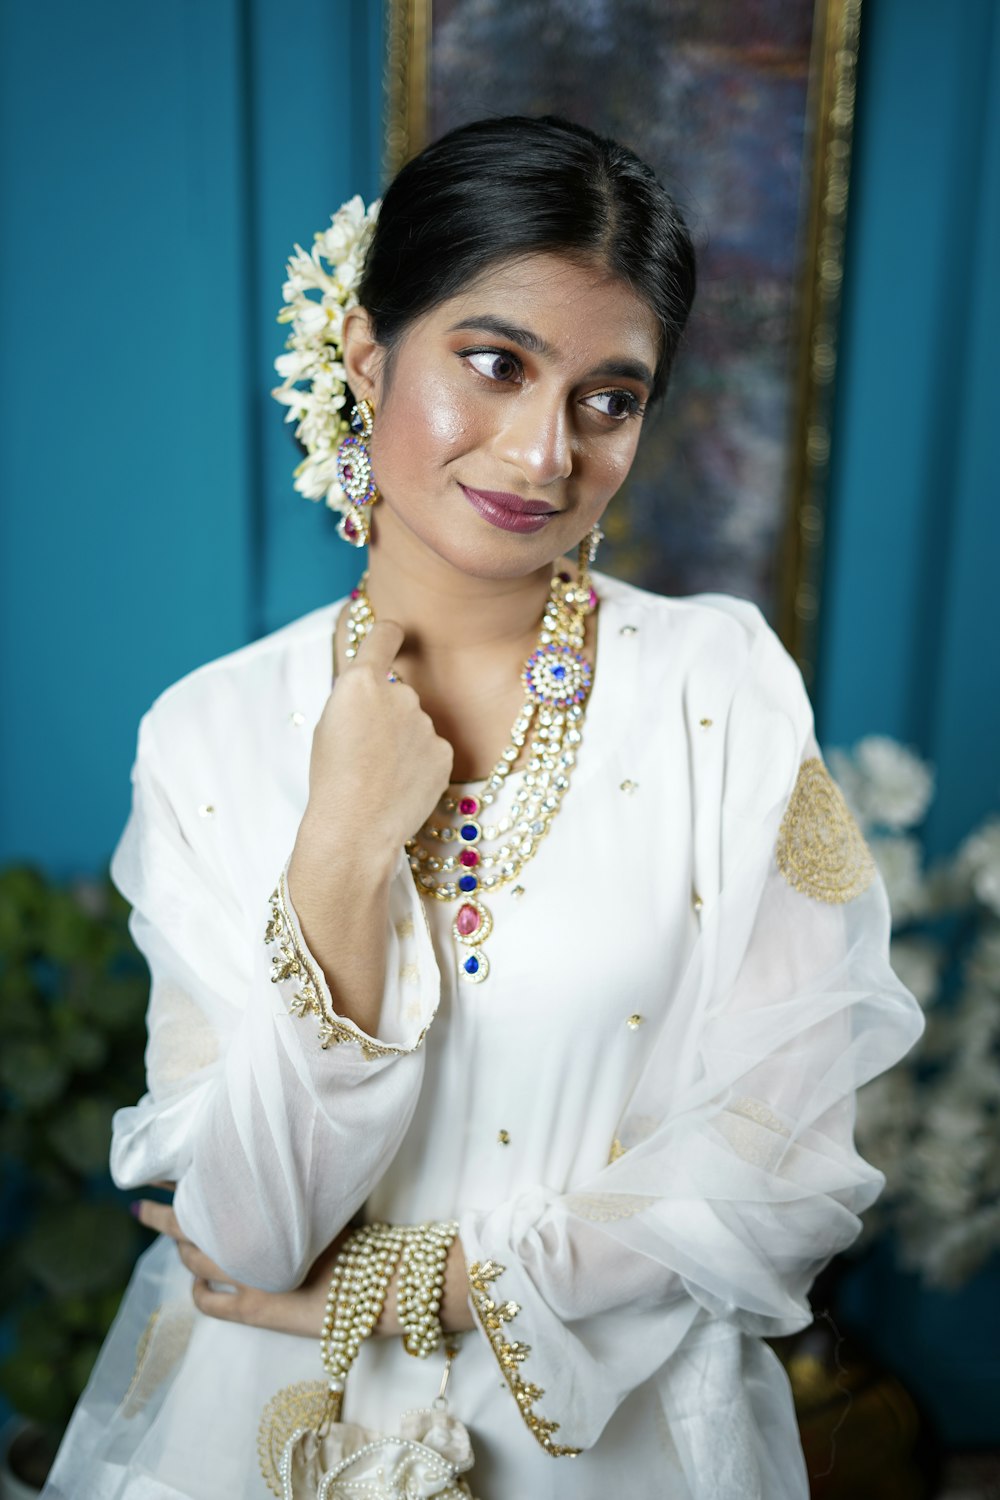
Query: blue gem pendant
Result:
<box><xmin>452</xmin><ymin>803</ymin><xmax>492</xmax><ymax>984</ymax></box>
<box><xmin>522</xmin><ymin>642</ymin><xmax>593</xmax><ymax>708</ymax></box>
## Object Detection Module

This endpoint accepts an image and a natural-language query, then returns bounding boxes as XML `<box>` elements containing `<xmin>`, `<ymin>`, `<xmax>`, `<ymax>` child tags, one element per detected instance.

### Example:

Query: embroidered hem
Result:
<box><xmin>264</xmin><ymin>871</ymin><xmax>416</xmax><ymax>1059</ymax></box>
<box><xmin>466</xmin><ymin>1259</ymin><xmax>580</xmax><ymax>1458</ymax></box>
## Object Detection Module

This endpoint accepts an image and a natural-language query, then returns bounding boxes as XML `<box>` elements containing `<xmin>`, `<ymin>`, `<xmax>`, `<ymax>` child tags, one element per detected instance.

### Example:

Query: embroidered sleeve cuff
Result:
<box><xmin>263</xmin><ymin>860</ymin><xmax>438</xmax><ymax>1059</ymax></box>
<box><xmin>462</xmin><ymin>1250</ymin><xmax>580</xmax><ymax>1458</ymax></box>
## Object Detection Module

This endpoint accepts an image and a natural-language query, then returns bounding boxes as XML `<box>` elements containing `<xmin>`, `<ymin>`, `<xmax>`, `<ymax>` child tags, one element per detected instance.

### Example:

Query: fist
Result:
<box><xmin>299</xmin><ymin>620</ymin><xmax>454</xmax><ymax>866</ymax></box>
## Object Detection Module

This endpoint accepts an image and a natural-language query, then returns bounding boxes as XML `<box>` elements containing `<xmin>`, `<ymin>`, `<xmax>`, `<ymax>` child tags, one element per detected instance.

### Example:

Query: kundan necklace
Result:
<box><xmin>344</xmin><ymin>553</ymin><xmax>598</xmax><ymax>984</ymax></box>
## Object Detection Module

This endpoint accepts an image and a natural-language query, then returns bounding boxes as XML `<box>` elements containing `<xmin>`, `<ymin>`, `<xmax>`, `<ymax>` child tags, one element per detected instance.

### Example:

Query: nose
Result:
<box><xmin>494</xmin><ymin>391</ymin><xmax>574</xmax><ymax>488</ymax></box>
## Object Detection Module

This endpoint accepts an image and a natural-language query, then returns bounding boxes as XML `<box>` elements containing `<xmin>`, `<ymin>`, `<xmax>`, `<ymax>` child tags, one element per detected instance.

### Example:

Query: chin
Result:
<box><xmin>435</xmin><ymin>528</ymin><xmax>575</xmax><ymax>583</ymax></box>
<box><xmin>376</xmin><ymin>505</ymin><xmax>573</xmax><ymax>582</ymax></box>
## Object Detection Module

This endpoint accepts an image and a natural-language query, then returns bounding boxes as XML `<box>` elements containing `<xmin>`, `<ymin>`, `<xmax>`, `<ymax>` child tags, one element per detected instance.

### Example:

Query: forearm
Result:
<box><xmin>288</xmin><ymin>824</ymin><xmax>397</xmax><ymax>1039</ymax></box>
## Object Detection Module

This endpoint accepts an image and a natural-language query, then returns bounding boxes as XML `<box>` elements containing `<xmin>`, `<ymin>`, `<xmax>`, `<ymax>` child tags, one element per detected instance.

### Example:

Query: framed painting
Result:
<box><xmin>383</xmin><ymin>0</ymin><xmax>862</xmax><ymax>683</ymax></box>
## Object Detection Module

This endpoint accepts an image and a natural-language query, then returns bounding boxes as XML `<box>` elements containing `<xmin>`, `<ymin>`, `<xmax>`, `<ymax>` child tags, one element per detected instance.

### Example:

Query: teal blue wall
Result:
<box><xmin>0</xmin><ymin>0</ymin><xmax>381</xmax><ymax>873</ymax></box>
<box><xmin>1</xmin><ymin>0</ymin><xmax>994</xmax><ymax>873</ymax></box>
<box><xmin>817</xmin><ymin>0</ymin><xmax>1000</xmax><ymax>861</ymax></box>
<box><xmin>815</xmin><ymin>0</ymin><xmax>1000</xmax><ymax>1449</ymax></box>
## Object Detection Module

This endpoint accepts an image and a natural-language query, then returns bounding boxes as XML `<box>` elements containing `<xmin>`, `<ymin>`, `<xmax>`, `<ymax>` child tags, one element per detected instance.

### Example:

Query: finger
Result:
<box><xmin>346</xmin><ymin>620</ymin><xmax>404</xmax><ymax>677</ymax></box>
<box><xmin>132</xmin><ymin>1199</ymin><xmax>186</xmax><ymax>1241</ymax></box>
<box><xmin>192</xmin><ymin>1278</ymin><xmax>243</xmax><ymax>1322</ymax></box>
<box><xmin>176</xmin><ymin>1239</ymin><xmax>232</xmax><ymax>1283</ymax></box>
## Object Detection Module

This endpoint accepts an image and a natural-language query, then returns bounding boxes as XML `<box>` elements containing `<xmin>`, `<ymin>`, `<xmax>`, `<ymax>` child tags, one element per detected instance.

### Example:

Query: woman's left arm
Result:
<box><xmin>133</xmin><ymin>1199</ymin><xmax>474</xmax><ymax>1336</ymax></box>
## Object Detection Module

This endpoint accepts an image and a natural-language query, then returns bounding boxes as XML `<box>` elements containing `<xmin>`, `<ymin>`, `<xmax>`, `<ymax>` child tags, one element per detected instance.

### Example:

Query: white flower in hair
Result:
<box><xmin>272</xmin><ymin>195</ymin><xmax>381</xmax><ymax>517</ymax></box>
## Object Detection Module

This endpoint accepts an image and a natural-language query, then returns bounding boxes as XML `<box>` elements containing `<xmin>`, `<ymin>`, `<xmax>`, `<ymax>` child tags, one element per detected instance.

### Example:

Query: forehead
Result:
<box><xmin>428</xmin><ymin>251</ymin><xmax>661</xmax><ymax>368</ymax></box>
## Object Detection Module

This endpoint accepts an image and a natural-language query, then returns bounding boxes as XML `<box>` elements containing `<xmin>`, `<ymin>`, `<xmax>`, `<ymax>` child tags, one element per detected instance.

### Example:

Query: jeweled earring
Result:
<box><xmin>578</xmin><ymin>523</ymin><xmax>603</xmax><ymax>585</ymax></box>
<box><xmin>335</xmin><ymin>398</ymin><xmax>379</xmax><ymax>547</ymax></box>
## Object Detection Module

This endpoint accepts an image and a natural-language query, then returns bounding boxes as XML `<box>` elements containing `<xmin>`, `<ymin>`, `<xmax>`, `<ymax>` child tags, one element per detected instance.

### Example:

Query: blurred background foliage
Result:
<box><xmin>0</xmin><ymin>867</ymin><xmax>150</xmax><ymax>1446</ymax></box>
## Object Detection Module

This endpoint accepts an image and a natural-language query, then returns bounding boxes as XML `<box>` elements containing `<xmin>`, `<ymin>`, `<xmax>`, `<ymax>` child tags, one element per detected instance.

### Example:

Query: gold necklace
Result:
<box><xmin>345</xmin><ymin>561</ymin><xmax>597</xmax><ymax>984</ymax></box>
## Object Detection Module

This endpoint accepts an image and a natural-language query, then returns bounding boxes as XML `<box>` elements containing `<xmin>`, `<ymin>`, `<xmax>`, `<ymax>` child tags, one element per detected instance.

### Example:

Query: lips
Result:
<box><xmin>459</xmin><ymin>484</ymin><xmax>559</xmax><ymax>535</ymax></box>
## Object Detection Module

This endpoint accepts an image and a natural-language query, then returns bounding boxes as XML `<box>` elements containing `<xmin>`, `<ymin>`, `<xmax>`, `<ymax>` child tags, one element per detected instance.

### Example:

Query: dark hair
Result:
<box><xmin>357</xmin><ymin>115</ymin><xmax>696</xmax><ymax>404</ymax></box>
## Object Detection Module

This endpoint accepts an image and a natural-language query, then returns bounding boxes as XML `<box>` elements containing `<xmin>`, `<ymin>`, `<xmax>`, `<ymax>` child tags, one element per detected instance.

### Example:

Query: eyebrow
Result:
<box><xmin>447</xmin><ymin>314</ymin><xmax>654</xmax><ymax>390</ymax></box>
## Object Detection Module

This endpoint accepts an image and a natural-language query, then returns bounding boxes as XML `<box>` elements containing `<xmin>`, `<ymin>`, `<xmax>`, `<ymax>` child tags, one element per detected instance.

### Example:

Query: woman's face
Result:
<box><xmin>347</xmin><ymin>252</ymin><xmax>661</xmax><ymax>580</ymax></box>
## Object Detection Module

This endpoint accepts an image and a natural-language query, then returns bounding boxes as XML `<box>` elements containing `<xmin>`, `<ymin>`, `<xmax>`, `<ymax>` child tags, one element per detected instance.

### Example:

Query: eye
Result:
<box><xmin>461</xmin><ymin>347</ymin><xmax>523</xmax><ymax>384</ymax></box>
<box><xmin>584</xmin><ymin>389</ymin><xmax>645</xmax><ymax>421</ymax></box>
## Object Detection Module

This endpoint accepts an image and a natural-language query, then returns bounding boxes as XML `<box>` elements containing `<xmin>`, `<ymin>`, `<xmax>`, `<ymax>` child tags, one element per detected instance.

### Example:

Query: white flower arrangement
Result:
<box><xmin>833</xmin><ymin>736</ymin><xmax>1000</xmax><ymax>1286</ymax></box>
<box><xmin>271</xmin><ymin>195</ymin><xmax>381</xmax><ymax>520</ymax></box>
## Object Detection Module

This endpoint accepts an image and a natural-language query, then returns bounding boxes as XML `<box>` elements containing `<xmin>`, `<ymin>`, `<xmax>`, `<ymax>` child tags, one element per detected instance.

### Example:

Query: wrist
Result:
<box><xmin>372</xmin><ymin>1227</ymin><xmax>471</xmax><ymax>1339</ymax></box>
<box><xmin>292</xmin><ymin>807</ymin><xmax>401</xmax><ymax>889</ymax></box>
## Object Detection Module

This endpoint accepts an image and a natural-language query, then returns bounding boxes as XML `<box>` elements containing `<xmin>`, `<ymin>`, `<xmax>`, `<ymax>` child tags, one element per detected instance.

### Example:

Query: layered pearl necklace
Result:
<box><xmin>345</xmin><ymin>563</ymin><xmax>598</xmax><ymax>984</ymax></box>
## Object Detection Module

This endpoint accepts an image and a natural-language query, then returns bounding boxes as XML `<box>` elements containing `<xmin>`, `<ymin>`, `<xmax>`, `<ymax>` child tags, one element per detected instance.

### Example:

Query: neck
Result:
<box><xmin>363</xmin><ymin>510</ymin><xmax>560</xmax><ymax>662</ymax></box>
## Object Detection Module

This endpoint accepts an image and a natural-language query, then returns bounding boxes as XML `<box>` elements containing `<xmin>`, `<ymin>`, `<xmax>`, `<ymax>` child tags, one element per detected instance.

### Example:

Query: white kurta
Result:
<box><xmin>43</xmin><ymin>572</ymin><xmax>924</xmax><ymax>1500</ymax></box>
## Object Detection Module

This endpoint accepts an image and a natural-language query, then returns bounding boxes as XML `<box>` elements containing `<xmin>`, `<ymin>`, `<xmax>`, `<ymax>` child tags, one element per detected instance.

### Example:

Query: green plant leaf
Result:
<box><xmin>21</xmin><ymin>1201</ymin><xmax>138</xmax><ymax>1298</ymax></box>
<box><xmin>0</xmin><ymin>1347</ymin><xmax>70</xmax><ymax>1429</ymax></box>
<box><xmin>46</xmin><ymin>1097</ymin><xmax>115</xmax><ymax>1174</ymax></box>
<box><xmin>0</xmin><ymin>1040</ymin><xmax>69</xmax><ymax>1109</ymax></box>
<box><xmin>40</xmin><ymin>890</ymin><xmax>97</xmax><ymax>965</ymax></box>
<box><xmin>10</xmin><ymin>1303</ymin><xmax>70</xmax><ymax>1363</ymax></box>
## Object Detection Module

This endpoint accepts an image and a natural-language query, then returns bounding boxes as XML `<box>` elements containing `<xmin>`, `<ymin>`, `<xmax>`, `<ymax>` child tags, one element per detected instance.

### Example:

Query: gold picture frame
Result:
<box><xmin>383</xmin><ymin>0</ymin><xmax>863</xmax><ymax>684</ymax></box>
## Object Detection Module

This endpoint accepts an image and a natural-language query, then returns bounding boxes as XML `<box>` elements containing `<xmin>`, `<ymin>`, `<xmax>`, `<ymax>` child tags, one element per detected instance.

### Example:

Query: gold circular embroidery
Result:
<box><xmin>776</xmin><ymin>757</ymin><xmax>875</xmax><ymax>904</ymax></box>
<box><xmin>257</xmin><ymin>1380</ymin><xmax>330</xmax><ymax>1496</ymax></box>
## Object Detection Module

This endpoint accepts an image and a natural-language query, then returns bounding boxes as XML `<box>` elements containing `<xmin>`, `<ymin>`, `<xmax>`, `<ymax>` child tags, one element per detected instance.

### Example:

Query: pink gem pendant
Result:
<box><xmin>452</xmin><ymin>897</ymin><xmax>493</xmax><ymax>985</ymax></box>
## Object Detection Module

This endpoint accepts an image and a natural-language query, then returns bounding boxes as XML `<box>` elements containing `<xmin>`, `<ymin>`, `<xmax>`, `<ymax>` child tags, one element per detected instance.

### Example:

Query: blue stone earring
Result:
<box><xmin>335</xmin><ymin>398</ymin><xmax>379</xmax><ymax>547</ymax></box>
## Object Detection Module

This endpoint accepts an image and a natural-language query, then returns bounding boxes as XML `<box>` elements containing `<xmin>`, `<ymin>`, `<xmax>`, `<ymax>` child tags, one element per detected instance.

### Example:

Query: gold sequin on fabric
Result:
<box><xmin>265</xmin><ymin>874</ymin><xmax>421</xmax><ymax>1058</ymax></box>
<box><xmin>497</xmin><ymin>1129</ymin><xmax>510</xmax><ymax>1145</ymax></box>
<box><xmin>776</xmin><ymin>758</ymin><xmax>876</xmax><ymax>904</ymax></box>
<box><xmin>626</xmin><ymin>1013</ymin><xmax>644</xmax><ymax>1030</ymax></box>
<box><xmin>467</xmin><ymin>1260</ymin><xmax>580</xmax><ymax>1458</ymax></box>
<box><xmin>608</xmin><ymin>1136</ymin><xmax>627</xmax><ymax>1163</ymax></box>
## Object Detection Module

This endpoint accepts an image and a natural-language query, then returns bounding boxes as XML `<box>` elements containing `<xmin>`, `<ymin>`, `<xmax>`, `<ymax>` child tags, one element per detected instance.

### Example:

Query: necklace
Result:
<box><xmin>345</xmin><ymin>564</ymin><xmax>598</xmax><ymax>984</ymax></box>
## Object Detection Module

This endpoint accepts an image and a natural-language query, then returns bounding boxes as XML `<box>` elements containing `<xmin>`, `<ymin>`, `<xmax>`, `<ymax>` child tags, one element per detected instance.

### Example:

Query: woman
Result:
<box><xmin>44</xmin><ymin>116</ymin><xmax>922</xmax><ymax>1499</ymax></box>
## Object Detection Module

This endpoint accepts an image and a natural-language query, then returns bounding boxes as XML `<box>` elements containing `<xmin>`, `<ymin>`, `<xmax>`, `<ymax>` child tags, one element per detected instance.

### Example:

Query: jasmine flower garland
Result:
<box><xmin>271</xmin><ymin>195</ymin><xmax>381</xmax><ymax>524</ymax></box>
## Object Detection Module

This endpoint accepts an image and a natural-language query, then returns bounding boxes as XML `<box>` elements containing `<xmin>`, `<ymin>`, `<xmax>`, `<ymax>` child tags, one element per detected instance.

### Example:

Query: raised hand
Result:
<box><xmin>286</xmin><ymin>619</ymin><xmax>453</xmax><ymax>1036</ymax></box>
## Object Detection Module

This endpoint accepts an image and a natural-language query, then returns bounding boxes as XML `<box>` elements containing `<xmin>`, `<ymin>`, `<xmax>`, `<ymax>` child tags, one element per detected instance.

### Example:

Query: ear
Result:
<box><xmin>341</xmin><ymin>306</ymin><xmax>384</xmax><ymax>405</ymax></box>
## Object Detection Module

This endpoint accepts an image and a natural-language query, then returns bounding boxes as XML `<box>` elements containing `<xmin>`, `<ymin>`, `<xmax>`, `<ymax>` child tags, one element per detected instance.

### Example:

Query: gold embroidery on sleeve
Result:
<box><xmin>718</xmin><ymin>1096</ymin><xmax>793</xmax><ymax>1169</ymax></box>
<box><xmin>728</xmin><ymin>1096</ymin><xmax>791</xmax><ymax>1137</ymax></box>
<box><xmin>265</xmin><ymin>874</ymin><xmax>418</xmax><ymax>1059</ymax></box>
<box><xmin>776</xmin><ymin>757</ymin><xmax>876</xmax><ymax>904</ymax></box>
<box><xmin>467</xmin><ymin>1260</ymin><xmax>580</xmax><ymax>1458</ymax></box>
<box><xmin>564</xmin><ymin>1192</ymin><xmax>655</xmax><ymax>1223</ymax></box>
